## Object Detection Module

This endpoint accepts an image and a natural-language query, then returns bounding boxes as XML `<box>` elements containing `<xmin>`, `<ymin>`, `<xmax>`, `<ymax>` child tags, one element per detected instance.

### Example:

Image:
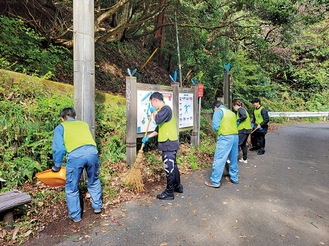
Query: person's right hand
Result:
<box><xmin>142</xmin><ymin>136</ymin><xmax>149</xmax><ymax>143</ymax></box>
<box><xmin>150</xmin><ymin>106</ymin><xmax>156</xmax><ymax>113</ymax></box>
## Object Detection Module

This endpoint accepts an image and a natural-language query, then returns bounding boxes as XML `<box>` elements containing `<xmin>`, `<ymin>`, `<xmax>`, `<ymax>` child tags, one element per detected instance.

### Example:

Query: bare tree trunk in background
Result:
<box><xmin>0</xmin><ymin>0</ymin><xmax>70</xmax><ymax>42</ymax></box>
<box><xmin>154</xmin><ymin>0</ymin><xmax>166</xmax><ymax>67</ymax></box>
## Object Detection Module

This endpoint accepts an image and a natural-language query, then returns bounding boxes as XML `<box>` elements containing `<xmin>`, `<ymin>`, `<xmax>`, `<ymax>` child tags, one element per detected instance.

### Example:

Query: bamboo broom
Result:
<box><xmin>124</xmin><ymin>118</ymin><xmax>151</xmax><ymax>191</ymax></box>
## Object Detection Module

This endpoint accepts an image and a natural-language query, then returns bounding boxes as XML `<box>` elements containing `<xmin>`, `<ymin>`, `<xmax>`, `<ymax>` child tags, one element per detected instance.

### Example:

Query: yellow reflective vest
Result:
<box><xmin>237</xmin><ymin>107</ymin><xmax>252</xmax><ymax>130</ymax></box>
<box><xmin>61</xmin><ymin>120</ymin><xmax>96</xmax><ymax>152</ymax></box>
<box><xmin>218</xmin><ymin>108</ymin><xmax>238</xmax><ymax>135</ymax></box>
<box><xmin>158</xmin><ymin>111</ymin><xmax>178</xmax><ymax>142</ymax></box>
<box><xmin>254</xmin><ymin>106</ymin><xmax>264</xmax><ymax>125</ymax></box>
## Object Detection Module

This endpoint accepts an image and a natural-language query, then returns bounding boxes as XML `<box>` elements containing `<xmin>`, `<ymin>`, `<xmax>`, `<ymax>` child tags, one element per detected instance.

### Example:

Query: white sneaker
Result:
<box><xmin>226</xmin><ymin>159</ymin><xmax>230</xmax><ymax>163</ymax></box>
<box><xmin>239</xmin><ymin>158</ymin><xmax>248</xmax><ymax>164</ymax></box>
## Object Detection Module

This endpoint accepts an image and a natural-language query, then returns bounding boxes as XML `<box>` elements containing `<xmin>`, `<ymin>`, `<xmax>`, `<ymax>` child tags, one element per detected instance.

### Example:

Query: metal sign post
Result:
<box><xmin>197</xmin><ymin>84</ymin><xmax>204</xmax><ymax>146</ymax></box>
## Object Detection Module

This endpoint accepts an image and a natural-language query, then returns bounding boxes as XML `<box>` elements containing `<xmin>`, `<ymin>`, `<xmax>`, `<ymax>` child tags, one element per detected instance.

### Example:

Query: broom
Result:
<box><xmin>124</xmin><ymin>118</ymin><xmax>151</xmax><ymax>191</ymax></box>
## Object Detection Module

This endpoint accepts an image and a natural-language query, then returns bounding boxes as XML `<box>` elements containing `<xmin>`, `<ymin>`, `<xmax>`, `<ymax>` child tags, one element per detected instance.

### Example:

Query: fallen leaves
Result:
<box><xmin>0</xmin><ymin>229</ymin><xmax>6</xmax><ymax>239</ymax></box>
<box><xmin>11</xmin><ymin>227</ymin><xmax>20</xmax><ymax>241</ymax></box>
<box><xmin>24</xmin><ymin>230</ymin><xmax>33</xmax><ymax>237</ymax></box>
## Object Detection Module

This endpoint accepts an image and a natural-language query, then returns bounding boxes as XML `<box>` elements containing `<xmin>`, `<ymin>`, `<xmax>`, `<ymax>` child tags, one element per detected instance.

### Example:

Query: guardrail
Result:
<box><xmin>269</xmin><ymin>112</ymin><xmax>329</xmax><ymax>119</ymax></box>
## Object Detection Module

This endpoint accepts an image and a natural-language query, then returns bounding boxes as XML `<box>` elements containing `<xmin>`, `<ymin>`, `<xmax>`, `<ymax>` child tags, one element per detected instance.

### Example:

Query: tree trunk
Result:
<box><xmin>153</xmin><ymin>0</ymin><xmax>167</xmax><ymax>67</ymax></box>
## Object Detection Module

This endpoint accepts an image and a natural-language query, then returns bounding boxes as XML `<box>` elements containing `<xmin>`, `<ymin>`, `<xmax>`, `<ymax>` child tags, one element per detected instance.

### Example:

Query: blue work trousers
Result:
<box><xmin>65</xmin><ymin>145</ymin><xmax>102</xmax><ymax>221</ymax></box>
<box><xmin>210</xmin><ymin>134</ymin><xmax>239</xmax><ymax>187</ymax></box>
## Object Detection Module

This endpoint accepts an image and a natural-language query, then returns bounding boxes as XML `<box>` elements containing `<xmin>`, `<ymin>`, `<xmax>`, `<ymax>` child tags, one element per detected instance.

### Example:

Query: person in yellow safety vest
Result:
<box><xmin>250</xmin><ymin>98</ymin><xmax>270</xmax><ymax>155</ymax></box>
<box><xmin>232</xmin><ymin>99</ymin><xmax>252</xmax><ymax>163</ymax></box>
<box><xmin>204</xmin><ymin>100</ymin><xmax>239</xmax><ymax>188</ymax></box>
<box><xmin>51</xmin><ymin>108</ymin><xmax>102</xmax><ymax>223</ymax></box>
<box><xmin>142</xmin><ymin>92</ymin><xmax>183</xmax><ymax>200</ymax></box>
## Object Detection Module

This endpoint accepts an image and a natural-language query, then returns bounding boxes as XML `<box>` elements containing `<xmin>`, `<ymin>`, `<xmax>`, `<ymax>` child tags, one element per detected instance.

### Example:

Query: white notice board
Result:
<box><xmin>178</xmin><ymin>93</ymin><xmax>194</xmax><ymax>128</ymax></box>
<box><xmin>137</xmin><ymin>90</ymin><xmax>173</xmax><ymax>133</ymax></box>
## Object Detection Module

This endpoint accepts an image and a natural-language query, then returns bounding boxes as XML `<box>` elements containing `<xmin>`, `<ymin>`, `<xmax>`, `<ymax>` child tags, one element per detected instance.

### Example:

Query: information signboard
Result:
<box><xmin>178</xmin><ymin>93</ymin><xmax>193</xmax><ymax>128</ymax></box>
<box><xmin>137</xmin><ymin>90</ymin><xmax>173</xmax><ymax>133</ymax></box>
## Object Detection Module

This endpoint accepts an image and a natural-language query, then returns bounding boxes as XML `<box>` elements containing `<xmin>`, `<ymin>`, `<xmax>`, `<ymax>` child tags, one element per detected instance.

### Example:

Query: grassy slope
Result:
<box><xmin>0</xmin><ymin>69</ymin><xmax>126</xmax><ymax>105</ymax></box>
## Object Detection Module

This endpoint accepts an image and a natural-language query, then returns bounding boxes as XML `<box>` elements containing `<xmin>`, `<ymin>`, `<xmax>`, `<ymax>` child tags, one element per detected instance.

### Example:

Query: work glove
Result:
<box><xmin>236</xmin><ymin>121</ymin><xmax>240</xmax><ymax>126</ymax></box>
<box><xmin>142</xmin><ymin>135</ymin><xmax>149</xmax><ymax>143</ymax></box>
<box><xmin>259</xmin><ymin>127</ymin><xmax>263</xmax><ymax>131</ymax></box>
<box><xmin>150</xmin><ymin>106</ymin><xmax>156</xmax><ymax>113</ymax></box>
<box><xmin>52</xmin><ymin>166</ymin><xmax>61</xmax><ymax>172</ymax></box>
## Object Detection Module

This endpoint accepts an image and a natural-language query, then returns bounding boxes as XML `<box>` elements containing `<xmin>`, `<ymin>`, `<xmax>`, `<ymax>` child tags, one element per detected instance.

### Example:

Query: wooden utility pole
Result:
<box><xmin>73</xmin><ymin>0</ymin><xmax>95</xmax><ymax>136</ymax></box>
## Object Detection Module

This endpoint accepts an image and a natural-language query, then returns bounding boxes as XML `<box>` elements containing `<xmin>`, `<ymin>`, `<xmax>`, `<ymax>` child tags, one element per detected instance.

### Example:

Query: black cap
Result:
<box><xmin>60</xmin><ymin>107</ymin><xmax>76</xmax><ymax>118</ymax></box>
<box><xmin>251</xmin><ymin>98</ymin><xmax>261</xmax><ymax>103</ymax></box>
<box><xmin>212</xmin><ymin>100</ymin><xmax>223</xmax><ymax>109</ymax></box>
<box><xmin>149</xmin><ymin>92</ymin><xmax>164</xmax><ymax>101</ymax></box>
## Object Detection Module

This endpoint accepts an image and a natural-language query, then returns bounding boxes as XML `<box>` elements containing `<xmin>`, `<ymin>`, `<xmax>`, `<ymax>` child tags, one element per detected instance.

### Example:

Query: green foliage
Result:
<box><xmin>231</xmin><ymin>49</ymin><xmax>279</xmax><ymax>104</ymax></box>
<box><xmin>96</xmin><ymin>103</ymin><xmax>127</xmax><ymax>163</ymax></box>
<box><xmin>99</xmin><ymin>134</ymin><xmax>126</xmax><ymax>163</ymax></box>
<box><xmin>0</xmin><ymin>74</ymin><xmax>74</xmax><ymax>189</ymax></box>
<box><xmin>0</xmin><ymin>16</ymin><xmax>72</xmax><ymax>80</ymax></box>
<box><xmin>199</xmin><ymin>114</ymin><xmax>216</xmax><ymax>157</ymax></box>
<box><xmin>269</xmin><ymin>117</ymin><xmax>285</xmax><ymax>124</ymax></box>
<box><xmin>252</xmin><ymin>0</ymin><xmax>298</xmax><ymax>25</ymax></box>
<box><xmin>305</xmin><ymin>92</ymin><xmax>329</xmax><ymax>111</ymax></box>
<box><xmin>1</xmin><ymin>157</ymin><xmax>42</xmax><ymax>189</ymax></box>
<box><xmin>188</xmin><ymin>148</ymin><xmax>198</xmax><ymax>170</ymax></box>
<box><xmin>1</xmin><ymin>1</ymin><xmax>328</xmax><ymax>113</ymax></box>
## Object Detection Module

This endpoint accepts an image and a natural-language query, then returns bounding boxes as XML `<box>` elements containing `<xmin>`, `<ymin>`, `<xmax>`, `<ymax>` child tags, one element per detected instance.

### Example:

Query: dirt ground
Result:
<box><xmin>23</xmin><ymin>181</ymin><xmax>165</xmax><ymax>245</ymax></box>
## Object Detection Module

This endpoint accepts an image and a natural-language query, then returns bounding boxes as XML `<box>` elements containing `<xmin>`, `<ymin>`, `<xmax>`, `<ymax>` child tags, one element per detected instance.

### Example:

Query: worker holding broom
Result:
<box><xmin>142</xmin><ymin>92</ymin><xmax>183</xmax><ymax>200</ymax></box>
<box><xmin>51</xmin><ymin>107</ymin><xmax>102</xmax><ymax>222</ymax></box>
<box><xmin>249</xmin><ymin>98</ymin><xmax>269</xmax><ymax>155</ymax></box>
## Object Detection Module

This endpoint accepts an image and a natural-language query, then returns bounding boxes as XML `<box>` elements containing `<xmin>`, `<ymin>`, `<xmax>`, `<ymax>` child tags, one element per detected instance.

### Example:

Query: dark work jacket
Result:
<box><xmin>252</xmin><ymin>106</ymin><xmax>269</xmax><ymax>133</ymax></box>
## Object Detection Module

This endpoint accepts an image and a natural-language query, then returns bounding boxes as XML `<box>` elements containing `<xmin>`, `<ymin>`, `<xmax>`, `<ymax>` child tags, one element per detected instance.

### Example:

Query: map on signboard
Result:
<box><xmin>178</xmin><ymin>93</ymin><xmax>194</xmax><ymax>128</ymax></box>
<box><xmin>137</xmin><ymin>90</ymin><xmax>174</xmax><ymax>133</ymax></box>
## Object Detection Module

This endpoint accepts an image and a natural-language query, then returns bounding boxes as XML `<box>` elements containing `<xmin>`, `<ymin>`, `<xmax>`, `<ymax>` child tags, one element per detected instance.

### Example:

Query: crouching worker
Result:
<box><xmin>142</xmin><ymin>92</ymin><xmax>183</xmax><ymax>200</ymax></box>
<box><xmin>52</xmin><ymin>107</ymin><xmax>102</xmax><ymax>222</ymax></box>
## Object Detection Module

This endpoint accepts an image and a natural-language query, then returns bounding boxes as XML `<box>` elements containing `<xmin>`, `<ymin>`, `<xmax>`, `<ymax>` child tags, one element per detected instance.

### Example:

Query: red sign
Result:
<box><xmin>198</xmin><ymin>84</ymin><xmax>204</xmax><ymax>97</ymax></box>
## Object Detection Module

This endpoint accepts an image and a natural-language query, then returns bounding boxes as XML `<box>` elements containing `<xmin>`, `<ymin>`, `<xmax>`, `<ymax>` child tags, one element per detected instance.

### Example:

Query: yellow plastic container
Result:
<box><xmin>36</xmin><ymin>167</ymin><xmax>66</xmax><ymax>187</ymax></box>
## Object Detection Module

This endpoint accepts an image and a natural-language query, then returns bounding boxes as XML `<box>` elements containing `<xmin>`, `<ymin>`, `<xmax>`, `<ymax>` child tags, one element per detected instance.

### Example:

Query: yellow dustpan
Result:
<box><xmin>36</xmin><ymin>167</ymin><xmax>66</xmax><ymax>187</ymax></box>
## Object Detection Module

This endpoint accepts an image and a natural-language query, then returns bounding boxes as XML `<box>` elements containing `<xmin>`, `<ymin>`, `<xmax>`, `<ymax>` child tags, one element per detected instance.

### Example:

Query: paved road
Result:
<box><xmin>32</xmin><ymin>122</ymin><xmax>329</xmax><ymax>245</ymax></box>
